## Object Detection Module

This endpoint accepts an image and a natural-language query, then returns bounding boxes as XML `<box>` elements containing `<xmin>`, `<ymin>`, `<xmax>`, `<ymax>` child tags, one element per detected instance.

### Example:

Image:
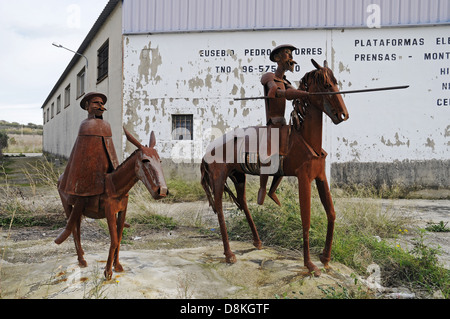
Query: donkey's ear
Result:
<box><xmin>323</xmin><ymin>60</ymin><xmax>328</xmax><ymax>68</ymax></box>
<box><xmin>311</xmin><ymin>59</ymin><xmax>321</xmax><ymax>69</ymax></box>
<box><xmin>149</xmin><ymin>131</ymin><xmax>156</xmax><ymax>148</ymax></box>
<box><xmin>123</xmin><ymin>126</ymin><xmax>142</xmax><ymax>149</ymax></box>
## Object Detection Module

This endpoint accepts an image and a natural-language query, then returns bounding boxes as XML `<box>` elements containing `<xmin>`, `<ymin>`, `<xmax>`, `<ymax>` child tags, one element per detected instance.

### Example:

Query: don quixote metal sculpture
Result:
<box><xmin>55</xmin><ymin>92</ymin><xmax>168</xmax><ymax>280</ymax></box>
<box><xmin>201</xmin><ymin>44</ymin><xmax>407</xmax><ymax>276</ymax></box>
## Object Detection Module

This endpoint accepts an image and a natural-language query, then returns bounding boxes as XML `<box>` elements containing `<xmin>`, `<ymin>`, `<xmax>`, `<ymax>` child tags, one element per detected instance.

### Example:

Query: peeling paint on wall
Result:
<box><xmin>122</xmin><ymin>27</ymin><xmax>450</xmax><ymax>187</ymax></box>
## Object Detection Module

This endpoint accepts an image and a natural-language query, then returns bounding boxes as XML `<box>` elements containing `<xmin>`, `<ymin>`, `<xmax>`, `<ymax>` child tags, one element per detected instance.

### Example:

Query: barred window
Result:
<box><xmin>172</xmin><ymin>114</ymin><xmax>193</xmax><ymax>140</ymax></box>
<box><xmin>97</xmin><ymin>40</ymin><xmax>109</xmax><ymax>82</ymax></box>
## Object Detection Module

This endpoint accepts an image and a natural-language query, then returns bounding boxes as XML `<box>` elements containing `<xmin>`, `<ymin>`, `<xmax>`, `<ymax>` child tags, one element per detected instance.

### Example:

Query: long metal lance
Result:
<box><xmin>233</xmin><ymin>85</ymin><xmax>409</xmax><ymax>100</ymax></box>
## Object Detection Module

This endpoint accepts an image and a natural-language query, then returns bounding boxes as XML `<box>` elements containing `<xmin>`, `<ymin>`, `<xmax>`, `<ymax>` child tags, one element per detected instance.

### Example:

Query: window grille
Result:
<box><xmin>172</xmin><ymin>114</ymin><xmax>193</xmax><ymax>140</ymax></box>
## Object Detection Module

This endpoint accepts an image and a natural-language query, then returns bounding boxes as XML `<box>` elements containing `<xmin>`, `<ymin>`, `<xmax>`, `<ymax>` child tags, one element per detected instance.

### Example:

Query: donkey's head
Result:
<box><xmin>123</xmin><ymin>127</ymin><xmax>168</xmax><ymax>199</ymax></box>
<box><xmin>301</xmin><ymin>59</ymin><xmax>349</xmax><ymax>124</ymax></box>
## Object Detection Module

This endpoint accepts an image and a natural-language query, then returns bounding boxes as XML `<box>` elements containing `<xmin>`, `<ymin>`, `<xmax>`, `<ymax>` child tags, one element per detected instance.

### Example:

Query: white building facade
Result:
<box><xmin>43</xmin><ymin>0</ymin><xmax>450</xmax><ymax>187</ymax></box>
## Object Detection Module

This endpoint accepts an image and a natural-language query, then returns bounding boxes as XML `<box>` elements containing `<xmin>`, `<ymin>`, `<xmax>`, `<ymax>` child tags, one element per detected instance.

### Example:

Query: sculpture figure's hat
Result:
<box><xmin>80</xmin><ymin>92</ymin><xmax>107</xmax><ymax>109</ymax></box>
<box><xmin>270</xmin><ymin>44</ymin><xmax>298</xmax><ymax>62</ymax></box>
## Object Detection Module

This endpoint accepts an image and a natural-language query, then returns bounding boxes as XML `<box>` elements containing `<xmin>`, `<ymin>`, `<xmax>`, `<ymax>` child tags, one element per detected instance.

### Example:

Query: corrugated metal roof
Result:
<box><xmin>122</xmin><ymin>0</ymin><xmax>450</xmax><ymax>34</ymax></box>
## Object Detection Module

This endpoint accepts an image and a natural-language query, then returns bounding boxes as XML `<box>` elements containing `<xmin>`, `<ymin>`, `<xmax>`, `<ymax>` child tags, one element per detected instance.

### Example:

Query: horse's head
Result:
<box><xmin>123</xmin><ymin>127</ymin><xmax>168</xmax><ymax>199</ymax></box>
<box><xmin>301</xmin><ymin>59</ymin><xmax>349</xmax><ymax>124</ymax></box>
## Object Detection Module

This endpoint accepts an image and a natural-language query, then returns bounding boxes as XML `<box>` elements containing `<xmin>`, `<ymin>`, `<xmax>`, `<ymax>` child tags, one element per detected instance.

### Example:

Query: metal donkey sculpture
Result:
<box><xmin>56</xmin><ymin>127</ymin><xmax>168</xmax><ymax>280</ymax></box>
<box><xmin>201</xmin><ymin>59</ymin><xmax>349</xmax><ymax>276</ymax></box>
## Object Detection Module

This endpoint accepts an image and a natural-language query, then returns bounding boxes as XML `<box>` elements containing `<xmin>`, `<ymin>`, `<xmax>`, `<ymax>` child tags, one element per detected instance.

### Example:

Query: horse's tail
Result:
<box><xmin>200</xmin><ymin>158</ymin><xmax>243</xmax><ymax>213</ymax></box>
<box><xmin>200</xmin><ymin>158</ymin><xmax>216</xmax><ymax>211</ymax></box>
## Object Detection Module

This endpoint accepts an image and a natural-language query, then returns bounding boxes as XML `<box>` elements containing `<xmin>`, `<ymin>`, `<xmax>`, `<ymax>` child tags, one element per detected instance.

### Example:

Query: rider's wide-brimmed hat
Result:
<box><xmin>80</xmin><ymin>92</ymin><xmax>107</xmax><ymax>109</ymax></box>
<box><xmin>270</xmin><ymin>44</ymin><xmax>298</xmax><ymax>62</ymax></box>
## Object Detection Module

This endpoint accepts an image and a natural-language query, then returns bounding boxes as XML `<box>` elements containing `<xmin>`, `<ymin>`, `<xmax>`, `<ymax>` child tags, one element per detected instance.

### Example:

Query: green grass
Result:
<box><xmin>224</xmin><ymin>179</ymin><xmax>450</xmax><ymax>298</ymax></box>
<box><xmin>163</xmin><ymin>178</ymin><xmax>207</xmax><ymax>202</ymax></box>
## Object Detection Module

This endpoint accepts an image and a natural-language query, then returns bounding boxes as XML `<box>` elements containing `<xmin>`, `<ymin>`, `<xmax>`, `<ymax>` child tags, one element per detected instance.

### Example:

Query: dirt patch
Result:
<box><xmin>0</xmin><ymin>218</ymin><xmax>361</xmax><ymax>299</ymax></box>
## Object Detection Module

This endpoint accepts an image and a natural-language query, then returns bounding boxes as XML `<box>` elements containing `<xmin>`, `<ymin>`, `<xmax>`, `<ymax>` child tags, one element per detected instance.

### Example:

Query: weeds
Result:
<box><xmin>225</xmin><ymin>179</ymin><xmax>450</xmax><ymax>298</ymax></box>
<box><xmin>425</xmin><ymin>221</ymin><xmax>450</xmax><ymax>233</ymax></box>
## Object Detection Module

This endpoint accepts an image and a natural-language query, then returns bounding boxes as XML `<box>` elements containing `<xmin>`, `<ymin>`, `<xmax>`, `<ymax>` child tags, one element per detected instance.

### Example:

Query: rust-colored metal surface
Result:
<box><xmin>258</xmin><ymin>44</ymin><xmax>309</xmax><ymax>206</ymax></box>
<box><xmin>201</xmin><ymin>59</ymin><xmax>349</xmax><ymax>276</ymax></box>
<box><xmin>55</xmin><ymin>93</ymin><xmax>168</xmax><ymax>280</ymax></box>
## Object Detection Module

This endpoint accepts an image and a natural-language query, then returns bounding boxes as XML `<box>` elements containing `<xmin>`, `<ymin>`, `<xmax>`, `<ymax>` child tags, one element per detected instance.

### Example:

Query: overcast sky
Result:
<box><xmin>0</xmin><ymin>0</ymin><xmax>109</xmax><ymax>125</ymax></box>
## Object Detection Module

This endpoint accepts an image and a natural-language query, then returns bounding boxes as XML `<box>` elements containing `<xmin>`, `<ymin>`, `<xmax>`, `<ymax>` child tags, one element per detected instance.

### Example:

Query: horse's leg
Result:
<box><xmin>213</xmin><ymin>171</ymin><xmax>236</xmax><ymax>263</ymax></box>
<box><xmin>298</xmin><ymin>175</ymin><xmax>321</xmax><ymax>277</ymax></box>
<box><xmin>104</xmin><ymin>201</ymin><xmax>118</xmax><ymax>280</ymax></box>
<box><xmin>315</xmin><ymin>177</ymin><xmax>336</xmax><ymax>268</ymax></box>
<box><xmin>113</xmin><ymin>200</ymin><xmax>127</xmax><ymax>273</ymax></box>
<box><xmin>233</xmin><ymin>173</ymin><xmax>262</xmax><ymax>249</ymax></box>
<box><xmin>268</xmin><ymin>175</ymin><xmax>283</xmax><ymax>206</ymax></box>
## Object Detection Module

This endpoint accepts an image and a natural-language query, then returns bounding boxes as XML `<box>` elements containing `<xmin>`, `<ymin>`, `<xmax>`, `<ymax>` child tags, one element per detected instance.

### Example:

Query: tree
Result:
<box><xmin>0</xmin><ymin>131</ymin><xmax>8</xmax><ymax>158</ymax></box>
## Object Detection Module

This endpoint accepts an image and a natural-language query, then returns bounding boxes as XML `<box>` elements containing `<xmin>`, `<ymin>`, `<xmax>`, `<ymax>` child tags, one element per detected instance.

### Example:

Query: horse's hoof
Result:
<box><xmin>319</xmin><ymin>253</ymin><xmax>330</xmax><ymax>267</ymax></box>
<box><xmin>306</xmin><ymin>262</ymin><xmax>321</xmax><ymax>277</ymax></box>
<box><xmin>78</xmin><ymin>259</ymin><xmax>88</xmax><ymax>267</ymax></box>
<box><xmin>225</xmin><ymin>253</ymin><xmax>237</xmax><ymax>264</ymax></box>
<box><xmin>253</xmin><ymin>240</ymin><xmax>263</xmax><ymax>250</ymax></box>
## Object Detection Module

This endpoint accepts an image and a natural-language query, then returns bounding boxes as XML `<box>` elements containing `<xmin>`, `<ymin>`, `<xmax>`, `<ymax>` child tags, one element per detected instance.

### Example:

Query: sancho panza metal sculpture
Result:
<box><xmin>201</xmin><ymin>54</ymin><xmax>349</xmax><ymax>276</ymax></box>
<box><xmin>55</xmin><ymin>92</ymin><xmax>168</xmax><ymax>280</ymax></box>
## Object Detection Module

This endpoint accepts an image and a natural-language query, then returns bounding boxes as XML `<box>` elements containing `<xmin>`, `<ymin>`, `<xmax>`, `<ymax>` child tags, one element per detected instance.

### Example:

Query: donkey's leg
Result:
<box><xmin>58</xmin><ymin>192</ymin><xmax>86</xmax><ymax>266</ymax></box>
<box><xmin>113</xmin><ymin>204</ymin><xmax>127</xmax><ymax>273</ymax></box>
<box><xmin>73</xmin><ymin>215</ymin><xmax>87</xmax><ymax>267</ymax></box>
<box><xmin>55</xmin><ymin>198</ymin><xmax>85</xmax><ymax>245</ymax></box>
<box><xmin>315</xmin><ymin>177</ymin><xmax>336</xmax><ymax>268</ymax></box>
<box><xmin>104</xmin><ymin>202</ymin><xmax>118</xmax><ymax>280</ymax></box>
<box><xmin>298</xmin><ymin>175</ymin><xmax>321</xmax><ymax>277</ymax></box>
<box><xmin>233</xmin><ymin>173</ymin><xmax>262</xmax><ymax>249</ymax></box>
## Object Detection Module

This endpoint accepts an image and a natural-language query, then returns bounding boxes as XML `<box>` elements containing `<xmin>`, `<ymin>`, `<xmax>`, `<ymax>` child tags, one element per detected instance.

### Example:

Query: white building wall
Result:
<box><xmin>122</xmin><ymin>25</ymin><xmax>450</xmax><ymax>185</ymax></box>
<box><xmin>329</xmin><ymin>25</ymin><xmax>449</xmax><ymax>163</ymax></box>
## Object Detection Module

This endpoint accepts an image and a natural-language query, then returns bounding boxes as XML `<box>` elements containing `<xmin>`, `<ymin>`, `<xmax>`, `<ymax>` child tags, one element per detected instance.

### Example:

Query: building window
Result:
<box><xmin>77</xmin><ymin>67</ymin><xmax>86</xmax><ymax>98</ymax></box>
<box><xmin>172</xmin><ymin>114</ymin><xmax>193</xmax><ymax>140</ymax></box>
<box><xmin>56</xmin><ymin>95</ymin><xmax>61</xmax><ymax>114</ymax></box>
<box><xmin>64</xmin><ymin>85</ymin><xmax>70</xmax><ymax>108</ymax></box>
<box><xmin>46</xmin><ymin>107</ymin><xmax>49</xmax><ymax>122</ymax></box>
<box><xmin>97</xmin><ymin>40</ymin><xmax>109</xmax><ymax>82</ymax></box>
<box><xmin>51</xmin><ymin>103</ymin><xmax>55</xmax><ymax>119</ymax></box>
<box><xmin>43</xmin><ymin>110</ymin><xmax>46</xmax><ymax>124</ymax></box>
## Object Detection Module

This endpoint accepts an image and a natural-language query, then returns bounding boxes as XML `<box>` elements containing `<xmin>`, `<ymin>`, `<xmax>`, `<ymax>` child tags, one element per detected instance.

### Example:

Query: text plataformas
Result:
<box><xmin>180</xmin><ymin>303</ymin><xmax>270</xmax><ymax>316</ymax></box>
<box><xmin>354</xmin><ymin>38</ymin><xmax>425</xmax><ymax>47</ymax></box>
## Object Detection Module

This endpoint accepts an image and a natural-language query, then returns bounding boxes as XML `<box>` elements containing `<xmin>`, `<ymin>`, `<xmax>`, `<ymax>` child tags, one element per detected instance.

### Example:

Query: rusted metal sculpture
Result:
<box><xmin>55</xmin><ymin>92</ymin><xmax>168</xmax><ymax>280</ymax></box>
<box><xmin>200</xmin><ymin>59</ymin><xmax>349</xmax><ymax>276</ymax></box>
<box><xmin>258</xmin><ymin>44</ymin><xmax>308</xmax><ymax>206</ymax></box>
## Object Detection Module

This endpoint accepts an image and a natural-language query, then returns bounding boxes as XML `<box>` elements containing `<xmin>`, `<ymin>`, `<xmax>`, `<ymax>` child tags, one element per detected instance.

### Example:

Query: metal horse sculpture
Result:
<box><xmin>56</xmin><ymin>128</ymin><xmax>168</xmax><ymax>280</ymax></box>
<box><xmin>201</xmin><ymin>59</ymin><xmax>349</xmax><ymax>276</ymax></box>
